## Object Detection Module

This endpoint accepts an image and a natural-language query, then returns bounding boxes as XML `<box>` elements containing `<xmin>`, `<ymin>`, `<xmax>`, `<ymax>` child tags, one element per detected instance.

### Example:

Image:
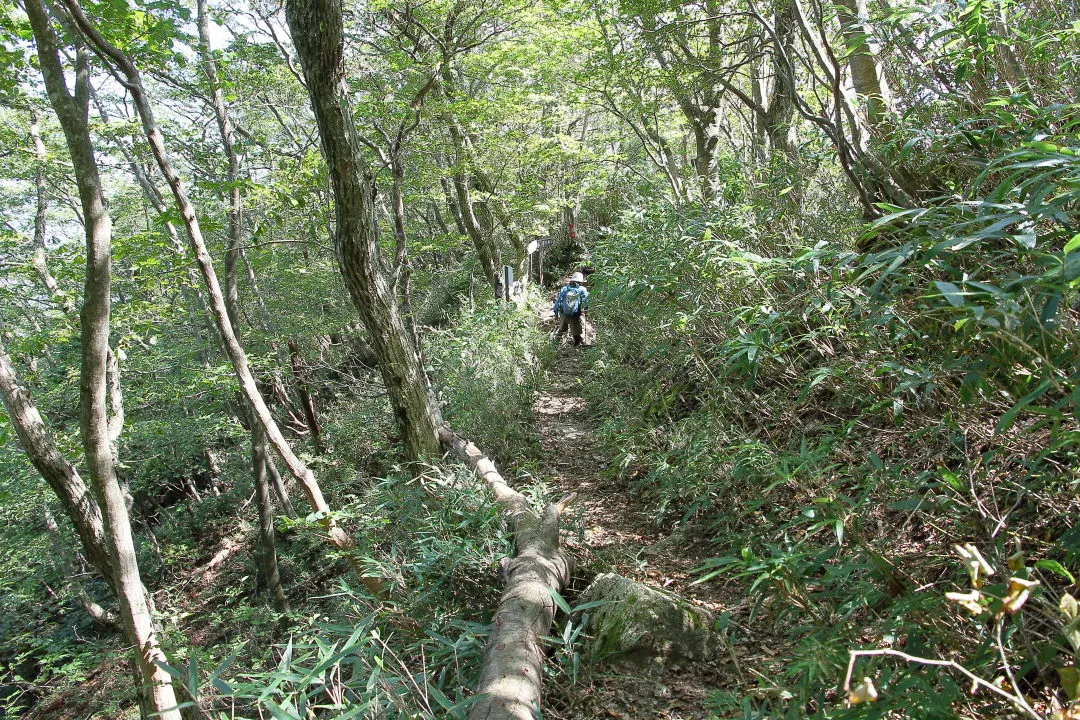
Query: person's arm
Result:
<box><xmin>581</xmin><ymin>287</ymin><xmax>590</xmax><ymax>312</ymax></box>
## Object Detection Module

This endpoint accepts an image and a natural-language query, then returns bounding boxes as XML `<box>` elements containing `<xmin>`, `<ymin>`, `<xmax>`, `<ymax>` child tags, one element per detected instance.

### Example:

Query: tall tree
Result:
<box><xmin>286</xmin><ymin>0</ymin><xmax>445</xmax><ymax>460</ymax></box>
<box><xmin>196</xmin><ymin>0</ymin><xmax>287</xmax><ymax>608</ymax></box>
<box><xmin>21</xmin><ymin>0</ymin><xmax>181</xmax><ymax>716</ymax></box>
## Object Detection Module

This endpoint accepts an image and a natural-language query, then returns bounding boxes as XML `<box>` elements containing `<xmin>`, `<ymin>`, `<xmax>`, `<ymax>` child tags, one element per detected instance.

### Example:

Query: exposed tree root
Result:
<box><xmin>438</xmin><ymin>427</ymin><xmax>575</xmax><ymax>720</ymax></box>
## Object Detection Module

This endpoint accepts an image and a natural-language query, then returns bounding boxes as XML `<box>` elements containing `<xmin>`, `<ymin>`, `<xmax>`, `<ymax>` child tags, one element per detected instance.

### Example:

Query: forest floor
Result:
<box><xmin>17</xmin><ymin>317</ymin><xmax>791</xmax><ymax>720</ymax></box>
<box><xmin>534</xmin><ymin>329</ymin><xmax>783</xmax><ymax>720</ymax></box>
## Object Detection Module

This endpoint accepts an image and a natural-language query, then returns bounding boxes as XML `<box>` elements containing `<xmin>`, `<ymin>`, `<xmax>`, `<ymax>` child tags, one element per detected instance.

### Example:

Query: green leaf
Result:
<box><xmin>210</xmin><ymin>642</ymin><xmax>245</xmax><ymax>684</ymax></box>
<box><xmin>996</xmin><ymin>378</ymin><xmax>1052</xmax><ymax>434</ymax></box>
<box><xmin>548</xmin><ymin>588</ymin><xmax>572</xmax><ymax>615</ymax></box>
<box><xmin>426</xmin><ymin>682</ymin><xmax>456</xmax><ymax>710</ymax></box>
<box><xmin>154</xmin><ymin>660</ymin><xmax>185</xmax><ymax>681</ymax></box>
<box><xmin>187</xmin><ymin>651</ymin><xmax>199</xmax><ymax>697</ymax></box>
<box><xmin>933</xmin><ymin>280</ymin><xmax>965</xmax><ymax>307</ymax></box>
<box><xmin>939</xmin><ymin>467</ymin><xmax>963</xmax><ymax>491</ymax></box>
<box><xmin>1064</xmin><ymin>233</ymin><xmax>1080</xmax><ymax>256</ymax></box>
<box><xmin>278</xmin><ymin>638</ymin><xmax>294</xmax><ymax>673</ymax></box>
<box><xmin>263</xmin><ymin>700</ymin><xmax>300</xmax><ymax>720</ymax></box>
<box><xmin>569</xmin><ymin>600</ymin><xmax>610</xmax><ymax>613</ymax></box>
<box><xmin>1058</xmin><ymin>667</ymin><xmax>1080</xmax><ymax>700</ymax></box>
<box><xmin>1035</xmin><ymin>559</ymin><xmax>1076</xmax><ymax>584</ymax></box>
<box><xmin>690</xmin><ymin>556</ymin><xmax>741</xmax><ymax>585</ymax></box>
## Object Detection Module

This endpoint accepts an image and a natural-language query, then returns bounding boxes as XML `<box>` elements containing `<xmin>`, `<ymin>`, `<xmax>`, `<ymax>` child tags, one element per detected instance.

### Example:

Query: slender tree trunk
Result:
<box><xmin>668</xmin><ymin>94</ymin><xmax>719</xmax><ymax>205</ymax></box>
<box><xmin>750</xmin><ymin>43</ymin><xmax>771</xmax><ymax>164</ymax></box>
<box><xmin>791</xmin><ymin>0</ymin><xmax>916</xmax><ymax>207</ymax></box>
<box><xmin>195</xmin><ymin>4</ymin><xmax>298</xmax><ymax>605</ymax></box>
<box><xmin>762</xmin><ymin>0</ymin><xmax>800</xmax><ymax>161</ymax></box>
<box><xmin>639</xmin><ymin>113</ymin><xmax>686</xmax><ymax>202</ymax></box>
<box><xmin>691</xmin><ymin>116</ymin><xmax>719</xmax><ymax>204</ymax></box>
<box><xmin>446</xmin><ymin>123</ymin><xmax>500</xmax><ymax>285</ymax></box>
<box><xmin>287</xmin><ymin>339</ymin><xmax>324</xmax><ymax>454</ymax></box>
<box><xmin>385</xmin><ymin>158</ymin><xmax>423</xmax><ymax>353</ymax></box>
<box><xmin>198</xmin><ymin>4</ymin><xmax>307</xmax><ymax>419</ymax></box>
<box><xmin>31</xmin><ymin>103</ymin><xmax>128</xmax><ymax>457</ymax></box>
<box><xmin>24</xmin><ymin>2</ymin><xmax>181</xmax><ymax>716</ymax></box>
<box><xmin>251</xmin><ymin>424</ymin><xmax>288</xmax><ymax>612</ymax></box>
<box><xmin>29</xmin><ymin>109</ymin><xmax>75</xmax><ymax>314</ymax></box>
<box><xmin>467</xmin><ymin>158</ymin><xmax>529</xmax><ymax>278</ymax></box>
<box><xmin>197</xmin><ymin>0</ymin><xmax>245</xmax><ymax>327</ymax></box>
<box><xmin>203</xmin><ymin>447</ymin><xmax>224</xmax><ymax>496</ymax></box>
<box><xmin>90</xmin><ymin>86</ymin><xmax>214</xmax><ymax>366</ymax></box>
<box><xmin>429</xmin><ymin>199</ymin><xmax>449</xmax><ymax>235</ymax></box>
<box><xmin>286</xmin><ymin>0</ymin><xmax>445</xmax><ymax>461</ymax></box>
<box><xmin>265</xmin><ymin>457</ymin><xmax>298</xmax><ymax>518</ymax></box>
<box><xmin>438</xmin><ymin>171</ymin><xmax>469</xmax><ymax>237</ymax></box>
<box><xmin>834</xmin><ymin>0</ymin><xmax>894</xmax><ymax>132</ymax></box>
<box><xmin>437</xmin><ymin>78</ymin><xmax>502</xmax><ymax>284</ymax></box>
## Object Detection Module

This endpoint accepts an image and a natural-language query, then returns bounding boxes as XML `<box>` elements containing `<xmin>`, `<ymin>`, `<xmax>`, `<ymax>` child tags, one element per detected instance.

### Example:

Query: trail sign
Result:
<box><xmin>502</xmin><ymin>265</ymin><xmax>514</xmax><ymax>301</ymax></box>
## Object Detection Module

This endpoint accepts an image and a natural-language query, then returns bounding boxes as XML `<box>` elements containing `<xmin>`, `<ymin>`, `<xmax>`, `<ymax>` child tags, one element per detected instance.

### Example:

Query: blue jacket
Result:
<box><xmin>554</xmin><ymin>283</ymin><xmax>589</xmax><ymax>315</ymax></box>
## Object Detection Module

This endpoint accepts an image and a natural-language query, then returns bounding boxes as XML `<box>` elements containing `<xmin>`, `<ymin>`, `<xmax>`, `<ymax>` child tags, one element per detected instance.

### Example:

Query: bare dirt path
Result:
<box><xmin>533</xmin><ymin>335</ymin><xmax>753</xmax><ymax>720</ymax></box>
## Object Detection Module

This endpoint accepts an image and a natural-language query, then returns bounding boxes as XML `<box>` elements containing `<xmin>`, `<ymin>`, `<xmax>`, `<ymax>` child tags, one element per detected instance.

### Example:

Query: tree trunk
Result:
<box><xmin>251</xmin><ymin>424</ymin><xmax>288</xmax><ymax>613</ymax></box>
<box><xmin>446</xmin><ymin>124</ymin><xmax>500</xmax><ymax>285</ymax></box>
<box><xmin>467</xmin><ymin>157</ymin><xmax>529</xmax><ymax>279</ymax></box>
<box><xmin>691</xmin><ymin>115</ymin><xmax>719</xmax><ymax>204</ymax></box>
<box><xmin>197</xmin><ymin>0</ymin><xmax>300</xmax><ymax>422</ymax></box>
<box><xmin>287</xmin><ymin>339</ymin><xmax>324</xmax><ymax>454</ymax></box>
<box><xmin>197</xmin><ymin>0</ymin><xmax>244</xmax><ymax>327</ymax></box>
<box><xmin>438</xmin><ymin>428</ymin><xmax>573</xmax><ymax>720</ymax></box>
<box><xmin>750</xmin><ymin>44</ymin><xmax>770</xmax><ymax>164</ymax></box>
<box><xmin>639</xmin><ymin>113</ymin><xmax>687</xmax><ymax>202</ymax></box>
<box><xmin>24</xmin><ymin>2</ymin><xmax>182</xmax><ymax>716</ymax></box>
<box><xmin>762</xmin><ymin>0</ymin><xmax>800</xmax><ymax>161</ymax></box>
<box><xmin>790</xmin><ymin>0</ymin><xmax>916</xmax><ymax>208</ymax></box>
<box><xmin>834</xmin><ymin>0</ymin><xmax>894</xmax><ymax>132</ymax></box>
<box><xmin>31</xmin><ymin>103</ymin><xmax>128</xmax><ymax>461</ymax></box>
<box><xmin>265</xmin><ymin>456</ymin><xmax>298</xmax><ymax>518</ymax></box>
<box><xmin>29</xmin><ymin>109</ymin><xmax>75</xmax><ymax>314</ymax></box>
<box><xmin>286</xmin><ymin>0</ymin><xmax>444</xmax><ymax>461</ymax></box>
<box><xmin>437</xmin><ymin>164</ymin><xmax>469</xmax><ymax>237</ymax></box>
<box><xmin>90</xmin><ymin>86</ymin><xmax>214</xmax><ymax>366</ymax></box>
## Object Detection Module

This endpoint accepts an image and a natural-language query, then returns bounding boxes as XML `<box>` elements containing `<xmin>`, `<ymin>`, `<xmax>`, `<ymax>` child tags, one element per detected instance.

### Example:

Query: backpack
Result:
<box><xmin>560</xmin><ymin>287</ymin><xmax>584</xmax><ymax>316</ymax></box>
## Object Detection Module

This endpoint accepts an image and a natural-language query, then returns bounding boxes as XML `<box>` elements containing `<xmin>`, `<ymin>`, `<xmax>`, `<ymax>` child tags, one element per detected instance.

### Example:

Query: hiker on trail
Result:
<box><xmin>554</xmin><ymin>272</ymin><xmax>590</xmax><ymax>346</ymax></box>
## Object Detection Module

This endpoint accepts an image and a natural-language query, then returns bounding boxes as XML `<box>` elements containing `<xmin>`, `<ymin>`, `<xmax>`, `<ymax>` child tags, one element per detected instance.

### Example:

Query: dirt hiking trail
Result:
<box><xmin>532</xmin><ymin>335</ymin><xmax>778</xmax><ymax>720</ymax></box>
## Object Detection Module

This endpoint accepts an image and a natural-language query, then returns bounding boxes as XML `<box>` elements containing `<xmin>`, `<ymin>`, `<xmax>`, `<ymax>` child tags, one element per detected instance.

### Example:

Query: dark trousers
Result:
<box><xmin>556</xmin><ymin>312</ymin><xmax>584</xmax><ymax>344</ymax></box>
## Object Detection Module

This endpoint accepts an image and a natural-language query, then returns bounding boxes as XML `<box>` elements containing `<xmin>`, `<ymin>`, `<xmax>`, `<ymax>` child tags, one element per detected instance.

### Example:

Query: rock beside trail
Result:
<box><xmin>576</xmin><ymin>573</ymin><xmax>724</xmax><ymax>663</ymax></box>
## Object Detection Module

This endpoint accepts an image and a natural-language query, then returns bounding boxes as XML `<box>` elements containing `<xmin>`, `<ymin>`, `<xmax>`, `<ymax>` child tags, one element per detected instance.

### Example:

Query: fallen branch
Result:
<box><xmin>438</xmin><ymin>427</ymin><xmax>575</xmax><ymax>720</ymax></box>
<box><xmin>843</xmin><ymin>647</ymin><xmax>1043</xmax><ymax>720</ymax></box>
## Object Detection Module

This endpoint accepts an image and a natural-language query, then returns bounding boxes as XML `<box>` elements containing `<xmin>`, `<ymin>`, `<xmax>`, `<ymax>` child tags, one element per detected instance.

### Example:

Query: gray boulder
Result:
<box><xmin>576</xmin><ymin>573</ymin><xmax>724</xmax><ymax>663</ymax></box>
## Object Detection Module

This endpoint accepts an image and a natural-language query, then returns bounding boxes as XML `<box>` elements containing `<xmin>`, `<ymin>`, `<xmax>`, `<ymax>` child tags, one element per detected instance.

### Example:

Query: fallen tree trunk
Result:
<box><xmin>437</xmin><ymin>427</ymin><xmax>574</xmax><ymax>720</ymax></box>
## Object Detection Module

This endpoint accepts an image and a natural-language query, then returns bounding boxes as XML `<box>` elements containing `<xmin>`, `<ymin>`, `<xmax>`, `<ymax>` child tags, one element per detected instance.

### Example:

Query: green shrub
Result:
<box><xmin>426</xmin><ymin>292</ymin><xmax>551</xmax><ymax>464</ymax></box>
<box><xmin>179</xmin><ymin>465</ymin><xmax>514</xmax><ymax>719</ymax></box>
<box><xmin>576</xmin><ymin>118</ymin><xmax>1080</xmax><ymax>716</ymax></box>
